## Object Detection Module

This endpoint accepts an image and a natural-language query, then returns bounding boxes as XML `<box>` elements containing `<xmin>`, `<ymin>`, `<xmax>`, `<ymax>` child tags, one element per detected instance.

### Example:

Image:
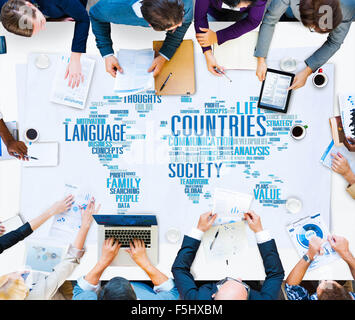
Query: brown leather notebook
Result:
<box><xmin>153</xmin><ymin>39</ymin><xmax>195</xmax><ymax>96</ymax></box>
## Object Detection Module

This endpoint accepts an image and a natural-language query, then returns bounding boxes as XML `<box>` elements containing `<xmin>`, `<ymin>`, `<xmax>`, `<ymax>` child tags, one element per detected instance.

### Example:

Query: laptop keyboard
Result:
<box><xmin>104</xmin><ymin>229</ymin><xmax>151</xmax><ymax>248</ymax></box>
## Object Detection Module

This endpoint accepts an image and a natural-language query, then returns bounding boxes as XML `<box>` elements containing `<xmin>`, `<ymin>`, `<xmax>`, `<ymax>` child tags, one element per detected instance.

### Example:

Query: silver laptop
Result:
<box><xmin>93</xmin><ymin>214</ymin><xmax>158</xmax><ymax>266</ymax></box>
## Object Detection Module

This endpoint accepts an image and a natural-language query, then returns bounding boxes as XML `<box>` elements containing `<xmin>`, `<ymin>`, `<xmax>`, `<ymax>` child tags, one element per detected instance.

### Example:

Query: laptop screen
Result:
<box><xmin>93</xmin><ymin>214</ymin><xmax>157</xmax><ymax>226</ymax></box>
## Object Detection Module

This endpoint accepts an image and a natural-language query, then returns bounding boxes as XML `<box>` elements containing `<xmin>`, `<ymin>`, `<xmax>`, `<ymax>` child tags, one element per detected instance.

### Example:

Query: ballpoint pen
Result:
<box><xmin>13</xmin><ymin>153</ymin><xmax>38</xmax><ymax>160</ymax></box>
<box><xmin>210</xmin><ymin>229</ymin><xmax>220</xmax><ymax>250</ymax></box>
<box><xmin>214</xmin><ymin>67</ymin><xmax>232</xmax><ymax>82</ymax></box>
<box><xmin>160</xmin><ymin>72</ymin><xmax>173</xmax><ymax>92</ymax></box>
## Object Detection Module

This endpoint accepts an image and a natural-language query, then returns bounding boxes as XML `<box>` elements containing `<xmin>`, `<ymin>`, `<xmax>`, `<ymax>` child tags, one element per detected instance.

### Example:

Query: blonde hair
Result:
<box><xmin>0</xmin><ymin>274</ymin><xmax>29</xmax><ymax>300</ymax></box>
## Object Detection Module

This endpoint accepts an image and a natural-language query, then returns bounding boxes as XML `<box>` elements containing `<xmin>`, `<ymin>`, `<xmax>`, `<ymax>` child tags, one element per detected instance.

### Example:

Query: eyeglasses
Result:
<box><xmin>216</xmin><ymin>277</ymin><xmax>250</xmax><ymax>299</ymax></box>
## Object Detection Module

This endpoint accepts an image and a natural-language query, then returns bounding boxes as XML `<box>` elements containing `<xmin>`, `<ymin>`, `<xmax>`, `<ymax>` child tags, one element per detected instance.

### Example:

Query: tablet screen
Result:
<box><xmin>260</xmin><ymin>70</ymin><xmax>293</xmax><ymax>112</ymax></box>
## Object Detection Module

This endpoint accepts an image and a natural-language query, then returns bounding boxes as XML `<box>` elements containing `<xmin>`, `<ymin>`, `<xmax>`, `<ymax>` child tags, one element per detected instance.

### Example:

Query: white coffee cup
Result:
<box><xmin>24</xmin><ymin>128</ymin><xmax>39</xmax><ymax>143</ymax></box>
<box><xmin>290</xmin><ymin>125</ymin><xmax>307</xmax><ymax>140</ymax></box>
<box><xmin>312</xmin><ymin>69</ymin><xmax>328</xmax><ymax>88</ymax></box>
<box><xmin>286</xmin><ymin>197</ymin><xmax>302</xmax><ymax>214</ymax></box>
<box><xmin>35</xmin><ymin>54</ymin><xmax>50</xmax><ymax>69</ymax></box>
<box><xmin>165</xmin><ymin>228</ymin><xmax>181</xmax><ymax>244</ymax></box>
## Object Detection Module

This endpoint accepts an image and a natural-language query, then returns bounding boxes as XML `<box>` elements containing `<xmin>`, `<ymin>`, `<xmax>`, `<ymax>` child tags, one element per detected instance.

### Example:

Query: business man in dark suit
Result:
<box><xmin>172</xmin><ymin>211</ymin><xmax>285</xmax><ymax>300</ymax></box>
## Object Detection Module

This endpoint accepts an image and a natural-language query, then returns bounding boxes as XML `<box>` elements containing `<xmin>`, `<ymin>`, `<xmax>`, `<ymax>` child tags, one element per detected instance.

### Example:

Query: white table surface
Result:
<box><xmin>0</xmin><ymin>22</ymin><xmax>355</xmax><ymax>280</ymax></box>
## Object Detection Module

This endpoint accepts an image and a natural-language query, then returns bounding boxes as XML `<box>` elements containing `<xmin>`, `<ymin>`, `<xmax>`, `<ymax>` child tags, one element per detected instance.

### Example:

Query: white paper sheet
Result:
<box><xmin>23</xmin><ymin>142</ymin><xmax>59</xmax><ymax>167</ymax></box>
<box><xmin>212</xmin><ymin>188</ymin><xmax>253</xmax><ymax>225</ymax></box>
<box><xmin>114</xmin><ymin>49</ymin><xmax>154</xmax><ymax>96</ymax></box>
<box><xmin>50</xmin><ymin>55</ymin><xmax>95</xmax><ymax>109</ymax></box>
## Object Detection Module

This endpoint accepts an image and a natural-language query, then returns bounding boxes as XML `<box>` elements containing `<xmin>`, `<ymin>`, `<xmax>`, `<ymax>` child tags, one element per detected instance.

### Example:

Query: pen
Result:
<box><xmin>214</xmin><ymin>67</ymin><xmax>232</xmax><ymax>83</ymax></box>
<box><xmin>160</xmin><ymin>72</ymin><xmax>172</xmax><ymax>92</ymax></box>
<box><xmin>210</xmin><ymin>229</ymin><xmax>220</xmax><ymax>250</ymax></box>
<box><xmin>13</xmin><ymin>153</ymin><xmax>38</xmax><ymax>160</ymax></box>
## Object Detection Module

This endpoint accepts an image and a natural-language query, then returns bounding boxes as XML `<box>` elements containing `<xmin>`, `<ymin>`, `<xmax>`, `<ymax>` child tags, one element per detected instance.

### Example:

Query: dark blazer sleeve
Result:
<box><xmin>250</xmin><ymin>239</ymin><xmax>284</xmax><ymax>300</ymax></box>
<box><xmin>172</xmin><ymin>235</ymin><xmax>204</xmax><ymax>300</ymax></box>
<box><xmin>0</xmin><ymin>222</ymin><xmax>33</xmax><ymax>254</ymax></box>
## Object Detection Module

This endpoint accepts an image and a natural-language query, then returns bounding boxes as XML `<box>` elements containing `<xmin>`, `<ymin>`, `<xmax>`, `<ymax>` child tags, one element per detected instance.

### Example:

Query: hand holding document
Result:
<box><xmin>114</xmin><ymin>49</ymin><xmax>154</xmax><ymax>96</ymax></box>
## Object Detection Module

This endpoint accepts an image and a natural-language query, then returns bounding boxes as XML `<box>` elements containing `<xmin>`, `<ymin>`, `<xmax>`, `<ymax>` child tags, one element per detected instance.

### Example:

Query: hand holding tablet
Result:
<box><xmin>257</xmin><ymin>68</ymin><xmax>295</xmax><ymax>114</ymax></box>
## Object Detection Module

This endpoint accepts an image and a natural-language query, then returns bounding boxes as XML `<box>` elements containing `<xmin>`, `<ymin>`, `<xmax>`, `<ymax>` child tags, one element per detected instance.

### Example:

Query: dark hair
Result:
<box><xmin>1</xmin><ymin>0</ymin><xmax>35</xmax><ymax>37</ymax></box>
<box><xmin>98</xmin><ymin>277</ymin><xmax>137</xmax><ymax>300</ymax></box>
<box><xmin>222</xmin><ymin>0</ymin><xmax>256</xmax><ymax>8</ymax></box>
<box><xmin>141</xmin><ymin>0</ymin><xmax>184</xmax><ymax>31</ymax></box>
<box><xmin>299</xmin><ymin>0</ymin><xmax>343</xmax><ymax>34</ymax></box>
<box><xmin>318</xmin><ymin>284</ymin><xmax>352</xmax><ymax>300</ymax></box>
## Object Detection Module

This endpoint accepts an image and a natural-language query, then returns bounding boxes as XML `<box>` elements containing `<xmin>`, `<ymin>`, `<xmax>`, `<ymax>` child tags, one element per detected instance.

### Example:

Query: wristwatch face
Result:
<box><xmin>303</xmin><ymin>254</ymin><xmax>311</xmax><ymax>262</ymax></box>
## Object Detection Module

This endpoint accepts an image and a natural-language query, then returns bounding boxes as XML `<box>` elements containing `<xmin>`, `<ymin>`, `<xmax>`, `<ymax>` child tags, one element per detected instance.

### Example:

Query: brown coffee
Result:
<box><xmin>292</xmin><ymin>126</ymin><xmax>304</xmax><ymax>137</ymax></box>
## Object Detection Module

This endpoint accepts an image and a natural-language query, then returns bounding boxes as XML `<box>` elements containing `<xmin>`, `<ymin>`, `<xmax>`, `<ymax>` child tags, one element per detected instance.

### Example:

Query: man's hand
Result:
<box><xmin>7</xmin><ymin>140</ymin><xmax>28</xmax><ymax>161</ymax></box>
<box><xmin>196</xmin><ymin>28</ymin><xmax>218</xmax><ymax>47</ymax></box>
<box><xmin>244</xmin><ymin>211</ymin><xmax>263</xmax><ymax>233</ymax></box>
<box><xmin>307</xmin><ymin>236</ymin><xmax>325</xmax><ymax>260</ymax></box>
<box><xmin>126</xmin><ymin>239</ymin><xmax>150</xmax><ymax>268</ymax></box>
<box><xmin>328</xmin><ymin>235</ymin><xmax>351</xmax><ymax>260</ymax></box>
<box><xmin>148</xmin><ymin>55</ymin><xmax>166</xmax><ymax>77</ymax></box>
<box><xmin>256</xmin><ymin>57</ymin><xmax>267</xmax><ymax>82</ymax></box>
<box><xmin>204</xmin><ymin>50</ymin><xmax>224</xmax><ymax>76</ymax></box>
<box><xmin>288</xmin><ymin>67</ymin><xmax>312</xmax><ymax>90</ymax></box>
<box><xmin>50</xmin><ymin>195</ymin><xmax>75</xmax><ymax>216</ymax></box>
<box><xmin>197</xmin><ymin>212</ymin><xmax>217</xmax><ymax>232</ymax></box>
<box><xmin>105</xmin><ymin>55</ymin><xmax>123</xmax><ymax>78</ymax></box>
<box><xmin>343</xmin><ymin>136</ymin><xmax>355</xmax><ymax>152</ymax></box>
<box><xmin>0</xmin><ymin>222</ymin><xmax>5</xmax><ymax>236</ymax></box>
<box><xmin>99</xmin><ymin>238</ymin><xmax>121</xmax><ymax>267</ymax></box>
<box><xmin>65</xmin><ymin>53</ymin><xmax>84</xmax><ymax>88</ymax></box>
<box><xmin>80</xmin><ymin>197</ymin><xmax>101</xmax><ymax>230</ymax></box>
<box><xmin>331</xmin><ymin>152</ymin><xmax>355</xmax><ymax>185</ymax></box>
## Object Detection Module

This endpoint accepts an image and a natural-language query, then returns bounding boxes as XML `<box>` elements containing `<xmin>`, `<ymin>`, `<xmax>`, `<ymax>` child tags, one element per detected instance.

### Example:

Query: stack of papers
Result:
<box><xmin>338</xmin><ymin>93</ymin><xmax>355</xmax><ymax>139</ymax></box>
<box><xmin>114</xmin><ymin>49</ymin><xmax>154</xmax><ymax>96</ymax></box>
<box><xmin>50</xmin><ymin>55</ymin><xmax>95</xmax><ymax>109</ymax></box>
<box><xmin>212</xmin><ymin>188</ymin><xmax>253</xmax><ymax>225</ymax></box>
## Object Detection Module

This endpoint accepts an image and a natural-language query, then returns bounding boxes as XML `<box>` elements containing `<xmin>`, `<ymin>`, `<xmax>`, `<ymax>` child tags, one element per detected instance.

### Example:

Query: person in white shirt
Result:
<box><xmin>171</xmin><ymin>211</ymin><xmax>285</xmax><ymax>300</ymax></box>
<box><xmin>0</xmin><ymin>110</ymin><xmax>28</xmax><ymax>160</ymax></box>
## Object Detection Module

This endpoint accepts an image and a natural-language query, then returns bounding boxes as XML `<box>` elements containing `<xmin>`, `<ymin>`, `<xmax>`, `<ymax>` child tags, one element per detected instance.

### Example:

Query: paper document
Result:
<box><xmin>50</xmin><ymin>55</ymin><xmax>95</xmax><ymax>109</ymax></box>
<box><xmin>212</xmin><ymin>188</ymin><xmax>253</xmax><ymax>225</ymax></box>
<box><xmin>23</xmin><ymin>142</ymin><xmax>59</xmax><ymax>167</ymax></box>
<box><xmin>114</xmin><ymin>49</ymin><xmax>154</xmax><ymax>96</ymax></box>
<box><xmin>213</xmin><ymin>32</ymin><xmax>258</xmax><ymax>70</ymax></box>
<box><xmin>203</xmin><ymin>222</ymin><xmax>248</xmax><ymax>262</ymax></box>
<box><xmin>338</xmin><ymin>93</ymin><xmax>355</xmax><ymax>139</ymax></box>
<box><xmin>320</xmin><ymin>140</ymin><xmax>355</xmax><ymax>173</ymax></box>
<box><xmin>287</xmin><ymin>214</ymin><xmax>340</xmax><ymax>270</ymax></box>
<box><xmin>0</xmin><ymin>121</ymin><xmax>18</xmax><ymax>160</ymax></box>
<box><xmin>24</xmin><ymin>240</ymin><xmax>65</xmax><ymax>273</ymax></box>
<box><xmin>49</xmin><ymin>184</ymin><xmax>91</xmax><ymax>242</ymax></box>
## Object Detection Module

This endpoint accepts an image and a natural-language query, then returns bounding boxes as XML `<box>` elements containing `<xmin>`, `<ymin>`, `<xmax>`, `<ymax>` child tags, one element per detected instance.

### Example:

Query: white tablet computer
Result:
<box><xmin>258</xmin><ymin>68</ymin><xmax>295</xmax><ymax>113</ymax></box>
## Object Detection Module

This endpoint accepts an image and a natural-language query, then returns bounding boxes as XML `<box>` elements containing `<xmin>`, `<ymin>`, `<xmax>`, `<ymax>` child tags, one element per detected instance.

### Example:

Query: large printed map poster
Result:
<box><xmin>19</xmin><ymin>53</ymin><xmax>333</xmax><ymax>247</ymax></box>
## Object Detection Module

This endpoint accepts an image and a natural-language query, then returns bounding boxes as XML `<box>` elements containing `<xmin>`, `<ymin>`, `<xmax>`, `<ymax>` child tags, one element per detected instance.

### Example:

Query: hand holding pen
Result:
<box><xmin>214</xmin><ymin>67</ymin><xmax>232</xmax><ymax>82</ymax></box>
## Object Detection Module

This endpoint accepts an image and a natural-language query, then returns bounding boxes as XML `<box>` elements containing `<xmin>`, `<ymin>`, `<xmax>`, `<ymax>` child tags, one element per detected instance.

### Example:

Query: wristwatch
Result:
<box><xmin>302</xmin><ymin>254</ymin><xmax>313</xmax><ymax>263</ymax></box>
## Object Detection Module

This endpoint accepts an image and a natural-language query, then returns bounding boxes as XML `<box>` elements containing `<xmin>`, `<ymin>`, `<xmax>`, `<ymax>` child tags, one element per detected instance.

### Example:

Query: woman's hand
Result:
<box><xmin>81</xmin><ymin>197</ymin><xmax>101</xmax><ymax>230</ymax></box>
<box><xmin>204</xmin><ymin>50</ymin><xmax>224</xmax><ymax>76</ymax></box>
<box><xmin>65</xmin><ymin>52</ymin><xmax>84</xmax><ymax>88</ymax></box>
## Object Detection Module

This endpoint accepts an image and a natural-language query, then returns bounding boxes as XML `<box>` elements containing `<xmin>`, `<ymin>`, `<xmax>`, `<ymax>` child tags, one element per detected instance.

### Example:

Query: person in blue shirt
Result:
<box><xmin>0</xmin><ymin>0</ymin><xmax>90</xmax><ymax>88</ymax></box>
<box><xmin>89</xmin><ymin>0</ymin><xmax>193</xmax><ymax>78</ymax></box>
<box><xmin>285</xmin><ymin>235</ymin><xmax>355</xmax><ymax>300</ymax></box>
<box><xmin>172</xmin><ymin>211</ymin><xmax>285</xmax><ymax>300</ymax></box>
<box><xmin>73</xmin><ymin>238</ymin><xmax>179</xmax><ymax>300</ymax></box>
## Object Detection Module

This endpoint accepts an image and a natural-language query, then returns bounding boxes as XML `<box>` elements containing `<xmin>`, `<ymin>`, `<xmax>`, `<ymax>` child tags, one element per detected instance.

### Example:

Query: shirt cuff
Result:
<box><xmin>77</xmin><ymin>276</ymin><xmax>100</xmax><ymax>292</ymax></box>
<box><xmin>158</xmin><ymin>52</ymin><xmax>170</xmax><ymax>61</ymax></box>
<box><xmin>67</xmin><ymin>244</ymin><xmax>85</xmax><ymax>260</ymax></box>
<box><xmin>153</xmin><ymin>278</ymin><xmax>175</xmax><ymax>293</ymax></box>
<box><xmin>103</xmin><ymin>53</ymin><xmax>114</xmax><ymax>59</ymax></box>
<box><xmin>188</xmin><ymin>228</ymin><xmax>204</xmax><ymax>241</ymax></box>
<box><xmin>255</xmin><ymin>230</ymin><xmax>271</xmax><ymax>244</ymax></box>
